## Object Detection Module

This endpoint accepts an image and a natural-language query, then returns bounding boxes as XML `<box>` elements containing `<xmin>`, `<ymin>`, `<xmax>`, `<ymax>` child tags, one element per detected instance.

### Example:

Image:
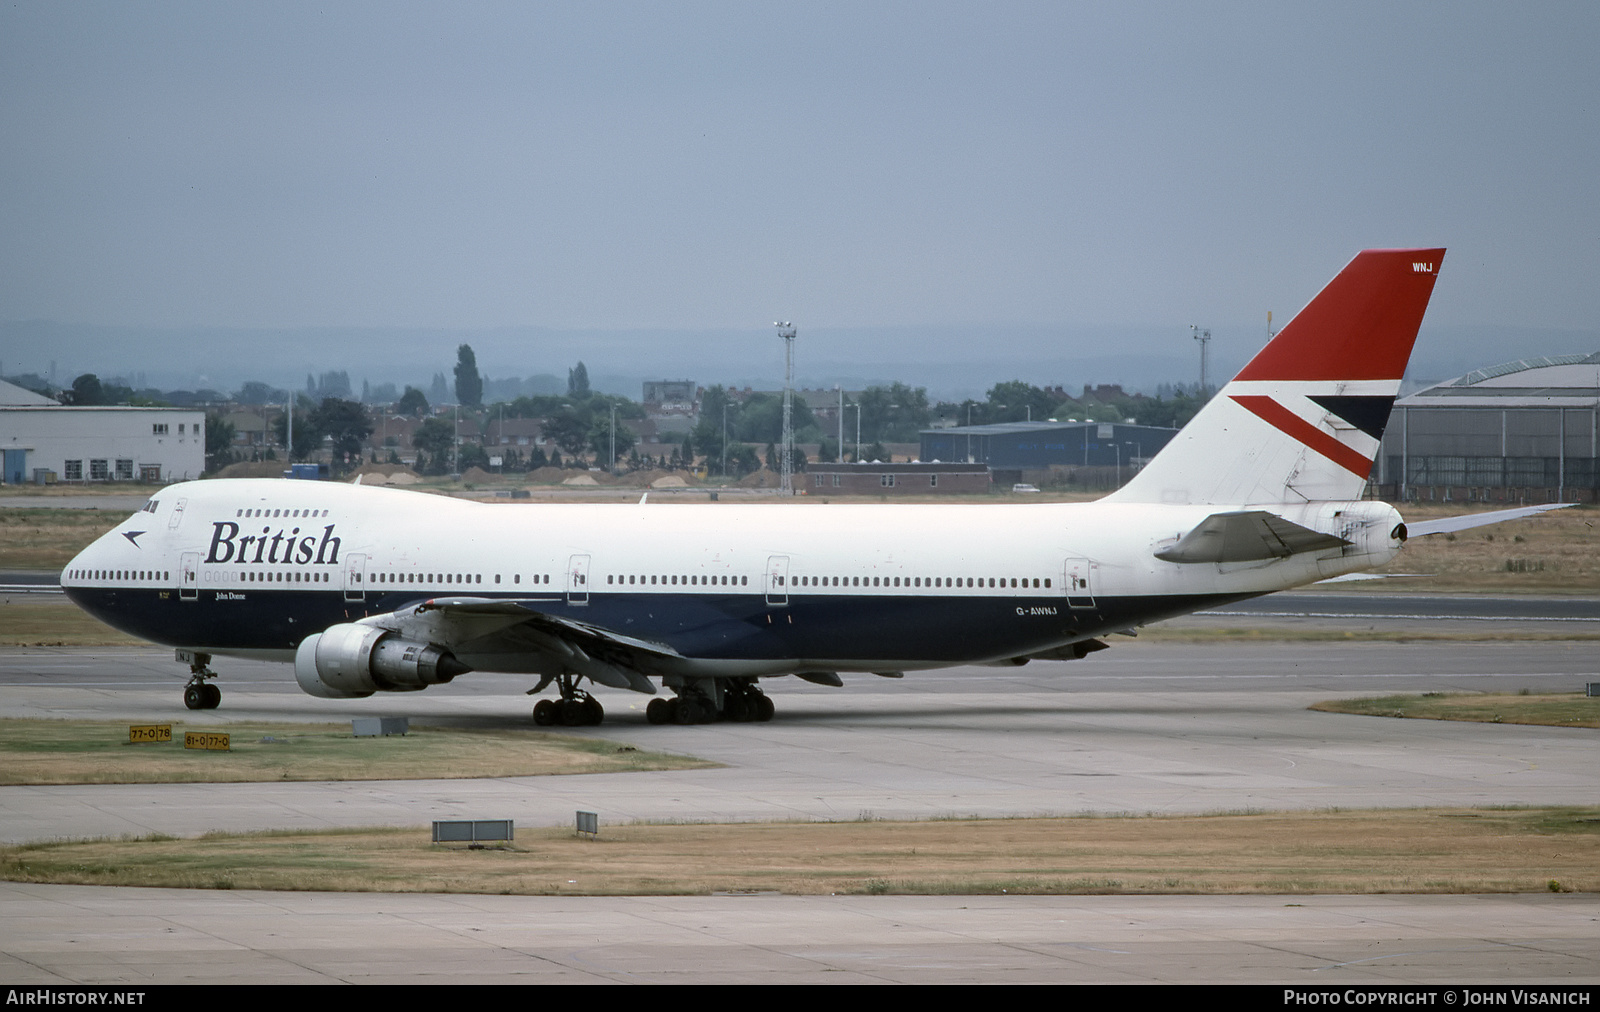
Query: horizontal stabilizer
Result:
<box><xmin>1155</xmin><ymin>511</ymin><xmax>1350</xmax><ymax>564</ymax></box>
<box><xmin>1404</xmin><ymin>503</ymin><xmax>1576</xmax><ymax>538</ymax></box>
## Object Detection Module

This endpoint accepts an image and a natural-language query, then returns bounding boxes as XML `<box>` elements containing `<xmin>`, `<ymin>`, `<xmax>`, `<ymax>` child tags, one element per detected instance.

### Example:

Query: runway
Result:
<box><xmin>2</xmin><ymin>635</ymin><xmax>1596</xmax><ymax>984</ymax></box>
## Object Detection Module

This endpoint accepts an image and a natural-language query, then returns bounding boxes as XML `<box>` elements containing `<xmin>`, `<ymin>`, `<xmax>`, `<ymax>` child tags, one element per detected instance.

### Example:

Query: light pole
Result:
<box><xmin>774</xmin><ymin>323</ymin><xmax>796</xmax><ymax>494</ymax></box>
<box><xmin>836</xmin><ymin>385</ymin><xmax>844</xmax><ymax>464</ymax></box>
<box><xmin>853</xmin><ymin>403</ymin><xmax>862</xmax><ymax>463</ymax></box>
<box><xmin>1190</xmin><ymin>325</ymin><xmax>1212</xmax><ymax>396</ymax></box>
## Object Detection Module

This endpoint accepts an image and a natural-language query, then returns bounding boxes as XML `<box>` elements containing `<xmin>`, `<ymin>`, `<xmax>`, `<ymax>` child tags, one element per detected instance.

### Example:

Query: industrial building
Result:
<box><xmin>1375</xmin><ymin>352</ymin><xmax>1600</xmax><ymax>503</ymax></box>
<box><xmin>805</xmin><ymin>461</ymin><xmax>991</xmax><ymax>495</ymax></box>
<box><xmin>1</xmin><ymin>380</ymin><xmax>205</xmax><ymax>485</ymax></box>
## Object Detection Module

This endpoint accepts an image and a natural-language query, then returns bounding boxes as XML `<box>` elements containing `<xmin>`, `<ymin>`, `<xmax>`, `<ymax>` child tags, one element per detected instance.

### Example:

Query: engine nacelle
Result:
<box><xmin>293</xmin><ymin>624</ymin><xmax>470</xmax><ymax>698</ymax></box>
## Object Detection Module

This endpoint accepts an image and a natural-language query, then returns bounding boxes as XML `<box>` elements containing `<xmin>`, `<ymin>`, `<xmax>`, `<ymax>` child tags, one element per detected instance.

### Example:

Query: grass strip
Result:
<box><xmin>3</xmin><ymin>807</ymin><xmax>1594</xmax><ymax>896</ymax></box>
<box><xmin>1310</xmin><ymin>692</ymin><xmax>1599</xmax><ymax>728</ymax></box>
<box><xmin>0</xmin><ymin>718</ymin><xmax>716</xmax><ymax>784</ymax></box>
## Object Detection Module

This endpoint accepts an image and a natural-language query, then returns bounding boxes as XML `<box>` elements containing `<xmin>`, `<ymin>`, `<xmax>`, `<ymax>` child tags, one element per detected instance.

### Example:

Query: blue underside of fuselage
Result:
<box><xmin>62</xmin><ymin>586</ymin><xmax>1259</xmax><ymax>667</ymax></box>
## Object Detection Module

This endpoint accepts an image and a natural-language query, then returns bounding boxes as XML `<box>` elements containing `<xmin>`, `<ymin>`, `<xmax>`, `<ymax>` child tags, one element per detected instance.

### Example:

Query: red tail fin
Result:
<box><xmin>1235</xmin><ymin>249</ymin><xmax>1445</xmax><ymax>383</ymax></box>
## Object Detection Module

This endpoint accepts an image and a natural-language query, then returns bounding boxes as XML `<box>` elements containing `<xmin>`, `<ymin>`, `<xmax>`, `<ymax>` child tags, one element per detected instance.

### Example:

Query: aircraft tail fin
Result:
<box><xmin>1108</xmin><ymin>248</ymin><xmax>1445</xmax><ymax>506</ymax></box>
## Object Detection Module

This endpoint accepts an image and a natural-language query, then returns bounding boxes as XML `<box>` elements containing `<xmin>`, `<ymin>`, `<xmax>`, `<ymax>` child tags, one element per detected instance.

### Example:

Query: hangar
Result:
<box><xmin>1375</xmin><ymin>353</ymin><xmax>1600</xmax><ymax>503</ymax></box>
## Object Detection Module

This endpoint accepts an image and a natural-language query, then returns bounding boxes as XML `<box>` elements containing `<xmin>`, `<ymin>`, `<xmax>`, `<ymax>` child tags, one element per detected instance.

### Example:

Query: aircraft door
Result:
<box><xmin>765</xmin><ymin>555</ymin><xmax>790</xmax><ymax>607</ymax></box>
<box><xmin>180</xmin><ymin>551</ymin><xmax>199</xmax><ymax>601</ymax></box>
<box><xmin>168</xmin><ymin>498</ymin><xmax>187</xmax><ymax>529</ymax></box>
<box><xmin>1064</xmin><ymin>558</ymin><xmax>1096</xmax><ymax>609</ymax></box>
<box><xmin>343</xmin><ymin>553</ymin><xmax>367</xmax><ymax>602</ymax></box>
<box><xmin>567</xmin><ymin>554</ymin><xmax>591</xmax><ymax>605</ymax></box>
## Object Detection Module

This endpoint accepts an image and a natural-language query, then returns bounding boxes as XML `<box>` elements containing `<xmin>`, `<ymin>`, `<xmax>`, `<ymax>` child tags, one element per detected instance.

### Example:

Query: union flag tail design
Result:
<box><xmin>1109</xmin><ymin>248</ymin><xmax>1445</xmax><ymax>506</ymax></box>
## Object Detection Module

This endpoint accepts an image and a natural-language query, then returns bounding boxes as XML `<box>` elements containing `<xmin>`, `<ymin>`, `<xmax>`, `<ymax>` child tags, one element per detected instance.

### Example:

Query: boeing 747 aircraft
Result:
<box><xmin>60</xmin><ymin>248</ymin><xmax>1567</xmax><ymax>724</ymax></box>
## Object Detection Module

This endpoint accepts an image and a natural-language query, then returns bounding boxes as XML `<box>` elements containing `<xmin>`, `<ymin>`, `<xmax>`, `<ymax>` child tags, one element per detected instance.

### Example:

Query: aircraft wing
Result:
<box><xmin>1404</xmin><ymin>503</ymin><xmax>1576</xmax><ymax>537</ymax></box>
<box><xmin>1154</xmin><ymin>510</ymin><xmax>1351</xmax><ymax>564</ymax></box>
<box><xmin>371</xmin><ymin>596</ymin><xmax>679</xmax><ymax>693</ymax></box>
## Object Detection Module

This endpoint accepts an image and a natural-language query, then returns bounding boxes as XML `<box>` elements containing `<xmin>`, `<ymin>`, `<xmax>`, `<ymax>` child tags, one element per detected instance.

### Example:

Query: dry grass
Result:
<box><xmin>1369</xmin><ymin>503</ymin><xmax>1600</xmax><ymax>593</ymax></box>
<box><xmin>3</xmin><ymin>807</ymin><xmax>1594</xmax><ymax>896</ymax></box>
<box><xmin>0</xmin><ymin>718</ymin><xmax>716</xmax><ymax>785</ymax></box>
<box><xmin>1310</xmin><ymin>692</ymin><xmax>1600</xmax><ymax>729</ymax></box>
<box><xmin>0</xmin><ymin>508</ymin><xmax>122</xmax><ymax>570</ymax></box>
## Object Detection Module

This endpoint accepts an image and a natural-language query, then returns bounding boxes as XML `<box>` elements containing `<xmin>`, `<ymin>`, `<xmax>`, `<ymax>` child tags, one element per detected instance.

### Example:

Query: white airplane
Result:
<box><xmin>60</xmin><ymin>248</ymin><xmax>1568</xmax><ymax>724</ymax></box>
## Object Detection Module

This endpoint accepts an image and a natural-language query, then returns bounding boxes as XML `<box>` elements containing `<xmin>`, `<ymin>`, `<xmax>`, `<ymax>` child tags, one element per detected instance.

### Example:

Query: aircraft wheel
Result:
<box><xmin>675</xmin><ymin>696</ymin><xmax>708</xmax><ymax>725</ymax></box>
<box><xmin>183</xmin><ymin>684</ymin><xmax>206</xmax><ymax>710</ymax></box>
<box><xmin>584</xmin><ymin>697</ymin><xmax>604</xmax><ymax>725</ymax></box>
<box><xmin>560</xmin><ymin>698</ymin><xmax>587</xmax><ymax>726</ymax></box>
<box><xmin>755</xmin><ymin>693</ymin><xmax>775</xmax><ymax>722</ymax></box>
<box><xmin>533</xmin><ymin>699</ymin><xmax>556</xmax><ymax>726</ymax></box>
<box><xmin>723</xmin><ymin>693</ymin><xmax>751</xmax><ymax>723</ymax></box>
<box><xmin>202</xmin><ymin>684</ymin><xmax>222</xmax><ymax>709</ymax></box>
<box><xmin>646</xmin><ymin>698</ymin><xmax>671</xmax><ymax>724</ymax></box>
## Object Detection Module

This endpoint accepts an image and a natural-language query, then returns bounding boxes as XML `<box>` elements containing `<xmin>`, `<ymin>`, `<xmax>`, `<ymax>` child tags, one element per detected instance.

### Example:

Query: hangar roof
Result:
<box><xmin>1400</xmin><ymin>352</ymin><xmax>1600</xmax><ymax>408</ymax></box>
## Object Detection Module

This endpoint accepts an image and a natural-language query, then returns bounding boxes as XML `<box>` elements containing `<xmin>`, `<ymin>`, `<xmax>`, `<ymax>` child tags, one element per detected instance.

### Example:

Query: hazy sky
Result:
<box><xmin>3</xmin><ymin>2</ymin><xmax>1597</xmax><ymax>388</ymax></box>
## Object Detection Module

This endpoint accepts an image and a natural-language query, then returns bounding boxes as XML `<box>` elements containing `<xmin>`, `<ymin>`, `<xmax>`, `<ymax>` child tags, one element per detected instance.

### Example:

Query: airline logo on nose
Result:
<box><xmin>123</xmin><ymin>531</ymin><xmax>145</xmax><ymax>547</ymax></box>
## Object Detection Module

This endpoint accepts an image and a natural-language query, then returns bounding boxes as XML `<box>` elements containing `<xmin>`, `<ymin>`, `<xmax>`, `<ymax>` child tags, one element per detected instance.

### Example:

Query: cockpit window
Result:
<box><xmin>141</xmin><ymin>500</ymin><xmax>159</xmax><ymax>513</ymax></box>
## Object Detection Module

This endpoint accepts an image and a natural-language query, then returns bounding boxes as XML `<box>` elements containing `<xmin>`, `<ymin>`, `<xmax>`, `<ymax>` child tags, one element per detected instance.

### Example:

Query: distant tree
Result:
<box><xmin>587</xmin><ymin>418</ymin><xmax>636</xmax><ymax>467</ymax></box>
<box><xmin>204</xmin><ymin>412</ymin><xmax>236</xmax><ymax>473</ymax></box>
<box><xmin>454</xmin><ymin>344</ymin><xmax>483</xmax><ymax>407</ymax></box>
<box><xmin>567</xmin><ymin>361</ymin><xmax>590</xmax><ymax>399</ymax></box>
<box><xmin>311</xmin><ymin>399</ymin><xmax>374</xmax><ymax>474</ymax></box>
<box><xmin>544</xmin><ymin>409</ymin><xmax>592</xmax><ymax>456</ymax></box>
<box><xmin>235</xmin><ymin>381</ymin><xmax>288</xmax><ymax>405</ymax></box>
<box><xmin>271</xmin><ymin>402</ymin><xmax>320</xmax><ymax>461</ymax></box>
<box><xmin>396</xmin><ymin>386</ymin><xmax>430</xmax><ymax>417</ymax></box>
<box><xmin>412</xmin><ymin>417</ymin><xmax>455</xmax><ymax>475</ymax></box>
<box><xmin>458</xmin><ymin>443</ymin><xmax>490</xmax><ymax>472</ymax></box>
<box><xmin>67</xmin><ymin>374</ymin><xmax>104</xmax><ymax>406</ymax></box>
<box><xmin>727</xmin><ymin>444</ymin><xmax>761</xmax><ymax>477</ymax></box>
<box><xmin>858</xmin><ymin>383</ymin><xmax>932</xmax><ymax>442</ymax></box>
<box><xmin>737</xmin><ymin>393</ymin><xmax>818</xmax><ymax>444</ymax></box>
<box><xmin>983</xmin><ymin>380</ymin><xmax>1058</xmax><ymax>424</ymax></box>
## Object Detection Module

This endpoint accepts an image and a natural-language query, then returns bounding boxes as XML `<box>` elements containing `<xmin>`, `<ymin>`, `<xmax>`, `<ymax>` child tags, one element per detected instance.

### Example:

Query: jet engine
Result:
<box><xmin>293</xmin><ymin>623</ymin><xmax>471</xmax><ymax>698</ymax></box>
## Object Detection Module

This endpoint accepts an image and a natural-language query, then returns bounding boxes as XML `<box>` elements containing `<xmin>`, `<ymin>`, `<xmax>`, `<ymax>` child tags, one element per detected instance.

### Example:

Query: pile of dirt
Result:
<box><xmin>215</xmin><ymin>460</ymin><xmax>286</xmax><ymax>479</ymax></box>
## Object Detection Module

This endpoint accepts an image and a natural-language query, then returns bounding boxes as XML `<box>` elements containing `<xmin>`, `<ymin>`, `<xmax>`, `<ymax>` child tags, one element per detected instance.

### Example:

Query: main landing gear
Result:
<box><xmin>178</xmin><ymin>650</ymin><xmax>222</xmax><ymax>710</ymax></box>
<box><xmin>529</xmin><ymin>673</ymin><xmax>604</xmax><ymax>727</ymax></box>
<box><xmin>646</xmin><ymin>678</ymin><xmax>775</xmax><ymax>725</ymax></box>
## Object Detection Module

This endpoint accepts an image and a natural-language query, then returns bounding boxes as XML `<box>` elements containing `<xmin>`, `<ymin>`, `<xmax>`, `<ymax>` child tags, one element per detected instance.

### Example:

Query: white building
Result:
<box><xmin>1</xmin><ymin>381</ymin><xmax>205</xmax><ymax>485</ymax></box>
